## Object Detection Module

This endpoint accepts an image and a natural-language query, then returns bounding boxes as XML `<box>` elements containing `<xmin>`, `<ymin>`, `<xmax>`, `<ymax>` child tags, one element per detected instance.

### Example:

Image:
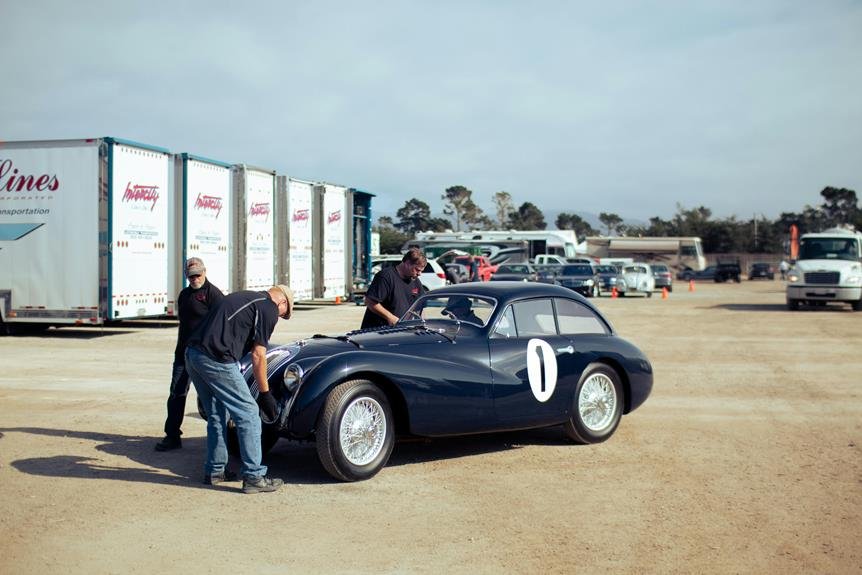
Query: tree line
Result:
<box><xmin>375</xmin><ymin>185</ymin><xmax>861</xmax><ymax>254</ymax></box>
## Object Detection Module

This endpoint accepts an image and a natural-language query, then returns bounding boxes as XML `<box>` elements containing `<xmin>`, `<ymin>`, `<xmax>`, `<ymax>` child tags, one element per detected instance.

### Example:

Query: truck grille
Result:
<box><xmin>804</xmin><ymin>272</ymin><xmax>840</xmax><ymax>284</ymax></box>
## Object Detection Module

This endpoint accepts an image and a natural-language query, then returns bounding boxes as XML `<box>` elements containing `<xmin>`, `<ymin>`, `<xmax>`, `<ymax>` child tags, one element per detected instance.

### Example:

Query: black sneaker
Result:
<box><xmin>242</xmin><ymin>475</ymin><xmax>283</xmax><ymax>494</ymax></box>
<box><xmin>203</xmin><ymin>470</ymin><xmax>239</xmax><ymax>485</ymax></box>
<box><xmin>154</xmin><ymin>436</ymin><xmax>182</xmax><ymax>451</ymax></box>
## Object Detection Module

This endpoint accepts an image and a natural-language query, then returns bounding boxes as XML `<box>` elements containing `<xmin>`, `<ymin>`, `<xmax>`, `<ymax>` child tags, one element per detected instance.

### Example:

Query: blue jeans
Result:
<box><xmin>185</xmin><ymin>346</ymin><xmax>266</xmax><ymax>479</ymax></box>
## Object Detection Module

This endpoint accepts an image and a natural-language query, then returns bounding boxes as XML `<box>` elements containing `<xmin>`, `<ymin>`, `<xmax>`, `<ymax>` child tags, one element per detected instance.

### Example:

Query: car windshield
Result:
<box><xmin>402</xmin><ymin>294</ymin><xmax>496</xmax><ymax>327</ymax></box>
<box><xmin>500</xmin><ymin>265</ymin><xmax>529</xmax><ymax>274</ymax></box>
<box><xmin>798</xmin><ymin>238</ymin><xmax>859</xmax><ymax>261</ymax></box>
<box><xmin>624</xmin><ymin>265</ymin><xmax>648</xmax><ymax>274</ymax></box>
<box><xmin>561</xmin><ymin>265</ymin><xmax>593</xmax><ymax>275</ymax></box>
<box><xmin>595</xmin><ymin>265</ymin><xmax>618</xmax><ymax>273</ymax></box>
<box><xmin>652</xmin><ymin>265</ymin><xmax>668</xmax><ymax>273</ymax></box>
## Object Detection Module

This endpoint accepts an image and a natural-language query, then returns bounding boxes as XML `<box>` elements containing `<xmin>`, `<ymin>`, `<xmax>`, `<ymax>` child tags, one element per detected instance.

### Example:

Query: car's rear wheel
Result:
<box><xmin>565</xmin><ymin>364</ymin><xmax>623</xmax><ymax>444</ymax></box>
<box><xmin>316</xmin><ymin>380</ymin><xmax>394</xmax><ymax>482</ymax></box>
<box><xmin>787</xmin><ymin>299</ymin><xmax>800</xmax><ymax>310</ymax></box>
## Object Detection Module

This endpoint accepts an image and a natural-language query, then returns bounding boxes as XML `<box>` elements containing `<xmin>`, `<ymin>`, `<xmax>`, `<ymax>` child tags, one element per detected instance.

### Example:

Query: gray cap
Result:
<box><xmin>185</xmin><ymin>257</ymin><xmax>205</xmax><ymax>277</ymax></box>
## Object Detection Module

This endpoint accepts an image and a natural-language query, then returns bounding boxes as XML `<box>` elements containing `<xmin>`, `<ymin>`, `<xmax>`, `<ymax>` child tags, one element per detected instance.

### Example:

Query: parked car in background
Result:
<box><xmin>651</xmin><ymin>263</ymin><xmax>673</xmax><ymax>292</ymax></box>
<box><xmin>677</xmin><ymin>266</ymin><xmax>717</xmax><ymax>281</ymax></box>
<box><xmin>491</xmin><ymin>263</ymin><xmax>539</xmax><ymax>282</ymax></box>
<box><xmin>217</xmin><ymin>282</ymin><xmax>654</xmax><ymax>481</ymax></box>
<box><xmin>714</xmin><ymin>257</ymin><xmax>742</xmax><ymax>283</ymax></box>
<box><xmin>748</xmin><ymin>262</ymin><xmax>775</xmax><ymax>280</ymax></box>
<box><xmin>555</xmin><ymin>264</ymin><xmax>601</xmax><ymax>297</ymax></box>
<box><xmin>617</xmin><ymin>264</ymin><xmax>655</xmax><ymax>297</ymax></box>
<box><xmin>595</xmin><ymin>264</ymin><xmax>621</xmax><ymax>292</ymax></box>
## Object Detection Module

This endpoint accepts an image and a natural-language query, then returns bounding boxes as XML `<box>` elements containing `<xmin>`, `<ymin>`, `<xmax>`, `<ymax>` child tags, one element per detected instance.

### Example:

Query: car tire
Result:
<box><xmin>646</xmin><ymin>290</ymin><xmax>652</xmax><ymax>298</ymax></box>
<box><xmin>667</xmin><ymin>286</ymin><xmax>673</xmax><ymax>292</ymax></box>
<box><xmin>564</xmin><ymin>363</ymin><xmax>623</xmax><ymax>444</ymax></box>
<box><xmin>316</xmin><ymin>379</ymin><xmax>394</xmax><ymax>482</ymax></box>
<box><xmin>852</xmin><ymin>299</ymin><xmax>862</xmax><ymax>311</ymax></box>
<box><xmin>787</xmin><ymin>299</ymin><xmax>800</xmax><ymax>311</ymax></box>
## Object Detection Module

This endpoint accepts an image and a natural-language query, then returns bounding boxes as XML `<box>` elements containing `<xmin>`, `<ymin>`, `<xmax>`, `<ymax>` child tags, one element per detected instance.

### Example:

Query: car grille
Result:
<box><xmin>805</xmin><ymin>272</ymin><xmax>840</xmax><ymax>284</ymax></box>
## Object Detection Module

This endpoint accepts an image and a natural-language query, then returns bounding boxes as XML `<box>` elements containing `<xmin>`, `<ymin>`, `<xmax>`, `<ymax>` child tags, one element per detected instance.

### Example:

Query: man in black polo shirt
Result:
<box><xmin>155</xmin><ymin>257</ymin><xmax>224</xmax><ymax>451</ymax></box>
<box><xmin>361</xmin><ymin>248</ymin><xmax>427</xmax><ymax>329</ymax></box>
<box><xmin>185</xmin><ymin>284</ymin><xmax>293</xmax><ymax>494</ymax></box>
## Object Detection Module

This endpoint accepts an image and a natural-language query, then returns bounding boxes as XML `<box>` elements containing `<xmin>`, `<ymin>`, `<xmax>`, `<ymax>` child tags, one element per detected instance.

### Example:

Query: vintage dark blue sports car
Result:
<box><xmin>222</xmin><ymin>282</ymin><xmax>653</xmax><ymax>482</ymax></box>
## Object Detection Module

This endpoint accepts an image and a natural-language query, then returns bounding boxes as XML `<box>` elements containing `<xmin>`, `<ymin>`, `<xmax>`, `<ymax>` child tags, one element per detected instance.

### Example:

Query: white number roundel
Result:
<box><xmin>527</xmin><ymin>338</ymin><xmax>557</xmax><ymax>402</ymax></box>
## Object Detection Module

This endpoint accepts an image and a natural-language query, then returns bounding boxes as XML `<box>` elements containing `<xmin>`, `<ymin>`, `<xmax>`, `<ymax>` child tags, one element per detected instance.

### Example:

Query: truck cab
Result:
<box><xmin>532</xmin><ymin>254</ymin><xmax>569</xmax><ymax>266</ymax></box>
<box><xmin>786</xmin><ymin>227</ymin><xmax>862</xmax><ymax>311</ymax></box>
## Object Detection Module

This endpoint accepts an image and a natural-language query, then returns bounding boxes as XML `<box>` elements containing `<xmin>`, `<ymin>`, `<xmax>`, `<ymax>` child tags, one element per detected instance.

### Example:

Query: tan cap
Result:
<box><xmin>274</xmin><ymin>284</ymin><xmax>294</xmax><ymax>319</ymax></box>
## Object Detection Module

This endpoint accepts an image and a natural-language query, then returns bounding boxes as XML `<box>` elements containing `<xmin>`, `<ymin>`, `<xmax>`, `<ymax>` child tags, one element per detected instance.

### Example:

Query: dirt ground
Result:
<box><xmin>0</xmin><ymin>280</ymin><xmax>860</xmax><ymax>574</ymax></box>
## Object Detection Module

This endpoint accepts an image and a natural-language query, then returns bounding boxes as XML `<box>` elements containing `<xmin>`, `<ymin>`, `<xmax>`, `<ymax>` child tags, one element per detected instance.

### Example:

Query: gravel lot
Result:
<box><xmin>0</xmin><ymin>280</ymin><xmax>859</xmax><ymax>574</ymax></box>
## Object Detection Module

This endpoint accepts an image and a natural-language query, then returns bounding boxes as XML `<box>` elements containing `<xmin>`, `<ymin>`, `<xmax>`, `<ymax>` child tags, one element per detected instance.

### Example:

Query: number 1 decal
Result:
<box><xmin>527</xmin><ymin>338</ymin><xmax>557</xmax><ymax>402</ymax></box>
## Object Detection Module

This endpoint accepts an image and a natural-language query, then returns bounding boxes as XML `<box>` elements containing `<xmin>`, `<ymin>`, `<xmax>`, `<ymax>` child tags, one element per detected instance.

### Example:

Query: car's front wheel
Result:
<box><xmin>316</xmin><ymin>380</ymin><xmax>394</xmax><ymax>481</ymax></box>
<box><xmin>564</xmin><ymin>364</ymin><xmax>623</xmax><ymax>444</ymax></box>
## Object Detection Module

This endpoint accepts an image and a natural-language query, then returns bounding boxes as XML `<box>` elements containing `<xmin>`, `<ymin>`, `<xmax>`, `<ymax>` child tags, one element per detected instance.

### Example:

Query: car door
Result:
<box><xmin>487</xmin><ymin>298</ymin><xmax>583</xmax><ymax>429</ymax></box>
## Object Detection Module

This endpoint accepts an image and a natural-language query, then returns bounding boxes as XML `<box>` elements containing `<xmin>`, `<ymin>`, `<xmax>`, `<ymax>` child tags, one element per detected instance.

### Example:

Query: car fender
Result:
<box><xmin>288</xmin><ymin>348</ymin><xmax>493</xmax><ymax>437</ymax></box>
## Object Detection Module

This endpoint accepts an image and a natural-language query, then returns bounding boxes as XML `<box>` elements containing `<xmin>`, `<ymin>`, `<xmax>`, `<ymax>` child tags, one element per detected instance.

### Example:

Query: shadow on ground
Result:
<box><xmin>2</xmin><ymin>424</ymin><xmax>573</xmax><ymax>487</ymax></box>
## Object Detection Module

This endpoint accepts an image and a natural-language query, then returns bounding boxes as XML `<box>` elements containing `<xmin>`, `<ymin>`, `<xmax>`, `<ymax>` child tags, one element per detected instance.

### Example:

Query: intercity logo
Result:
<box><xmin>327</xmin><ymin>210</ymin><xmax>342</xmax><ymax>224</ymax></box>
<box><xmin>249</xmin><ymin>202</ymin><xmax>271</xmax><ymax>221</ymax></box>
<box><xmin>194</xmin><ymin>193</ymin><xmax>223</xmax><ymax>218</ymax></box>
<box><xmin>292</xmin><ymin>208</ymin><xmax>309</xmax><ymax>222</ymax></box>
<box><xmin>122</xmin><ymin>182</ymin><xmax>159</xmax><ymax>211</ymax></box>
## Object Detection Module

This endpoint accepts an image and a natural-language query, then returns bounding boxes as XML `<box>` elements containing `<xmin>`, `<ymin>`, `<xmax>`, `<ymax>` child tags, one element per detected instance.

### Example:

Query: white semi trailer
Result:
<box><xmin>0</xmin><ymin>138</ymin><xmax>171</xmax><ymax>331</ymax></box>
<box><xmin>168</xmin><ymin>154</ymin><xmax>233</xmax><ymax>315</ymax></box>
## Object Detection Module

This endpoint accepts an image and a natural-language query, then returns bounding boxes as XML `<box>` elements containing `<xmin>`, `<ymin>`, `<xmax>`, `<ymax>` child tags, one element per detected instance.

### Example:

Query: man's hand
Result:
<box><xmin>257</xmin><ymin>390</ymin><xmax>279</xmax><ymax>423</ymax></box>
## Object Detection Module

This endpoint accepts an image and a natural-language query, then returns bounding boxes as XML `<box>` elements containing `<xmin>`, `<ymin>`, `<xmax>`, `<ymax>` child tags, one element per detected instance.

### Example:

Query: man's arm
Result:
<box><xmin>365</xmin><ymin>298</ymin><xmax>400</xmax><ymax>326</ymax></box>
<box><xmin>251</xmin><ymin>343</ymin><xmax>269</xmax><ymax>393</ymax></box>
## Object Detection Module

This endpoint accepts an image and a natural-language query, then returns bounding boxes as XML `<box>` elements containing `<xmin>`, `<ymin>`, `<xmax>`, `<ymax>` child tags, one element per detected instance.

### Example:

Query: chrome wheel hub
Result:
<box><xmin>339</xmin><ymin>397</ymin><xmax>386</xmax><ymax>466</ymax></box>
<box><xmin>578</xmin><ymin>373</ymin><xmax>617</xmax><ymax>432</ymax></box>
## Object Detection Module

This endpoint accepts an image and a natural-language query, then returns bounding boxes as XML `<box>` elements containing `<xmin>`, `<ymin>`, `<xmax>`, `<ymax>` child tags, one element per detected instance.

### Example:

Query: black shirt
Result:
<box><xmin>174</xmin><ymin>279</ymin><xmax>224</xmax><ymax>362</ymax></box>
<box><xmin>188</xmin><ymin>290</ymin><xmax>279</xmax><ymax>363</ymax></box>
<box><xmin>360</xmin><ymin>265</ymin><xmax>424</xmax><ymax>329</ymax></box>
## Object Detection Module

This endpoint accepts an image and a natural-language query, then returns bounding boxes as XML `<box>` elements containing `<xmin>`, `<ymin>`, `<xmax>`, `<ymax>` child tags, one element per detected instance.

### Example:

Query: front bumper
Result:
<box><xmin>787</xmin><ymin>285</ymin><xmax>862</xmax><ymax>302</ymax></box>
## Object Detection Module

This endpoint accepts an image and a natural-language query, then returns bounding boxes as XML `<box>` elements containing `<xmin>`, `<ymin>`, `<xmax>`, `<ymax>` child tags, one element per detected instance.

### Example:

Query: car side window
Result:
<box><xmin>554</xmin><ymin>298</ymin><xmax>609</xmax><ymax>335</ymax></box>
<box><xmin>512</xmin><ymin>299</ymin><xmax>557</xmax><ymax>337</ymax></box>
<box><xmin>492</xmin><ymin>305</ymin><xmax>517</xmax><ymax>338</ymax></box>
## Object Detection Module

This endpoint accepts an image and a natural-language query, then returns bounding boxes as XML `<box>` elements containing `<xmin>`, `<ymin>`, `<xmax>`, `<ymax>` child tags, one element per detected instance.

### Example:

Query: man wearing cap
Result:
<box><xmin>184</xmin><ymin>284</ymin><xmax>293</xmax><ymax>494</ymax></box>
<box><xmin>155</xmin><ymin>257</ymin><xmax>224</xmax><ymax>452</ymax></box>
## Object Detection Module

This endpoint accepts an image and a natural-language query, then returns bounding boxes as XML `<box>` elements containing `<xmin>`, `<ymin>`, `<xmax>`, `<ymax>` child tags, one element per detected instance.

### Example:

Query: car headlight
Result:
<box><xmin>847</xmin><ymin>276</ymin><xmax>862</xmax><ymax>285</ymax></box>
<box><xmin>585</xmin><ymin>279</ymin><xmax>594</xmax><ymax>286</ymax></box>
<box><xmin>283</xmin><ymin>364</ymin><xmax>304</xmax><ymax>393</ymax></box>
<box><xmin>787</xmin><ymin>272</ymin><xmax>801</xmax><ymax>283</ymax></box>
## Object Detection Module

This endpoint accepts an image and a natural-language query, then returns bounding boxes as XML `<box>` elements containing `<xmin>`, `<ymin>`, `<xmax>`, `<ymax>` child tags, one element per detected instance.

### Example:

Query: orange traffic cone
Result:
<box><xmin>688</xmin><ymin>279</ymin><xmax>695</xmax><ymax>292</ymax></box>
<box><xmin>611</xmin><ymin>286</ymin><xmax>618</xmax><ymax>299</ymax></box>
<box><xmin>661</xmin><ymin>287</ymin><xmax>668</xmax><ymax>299</ymax></box>
<box><xmin>335</xmin><ymin>296</ymin><xmax>341</xmax><ymax>304</ymax></box>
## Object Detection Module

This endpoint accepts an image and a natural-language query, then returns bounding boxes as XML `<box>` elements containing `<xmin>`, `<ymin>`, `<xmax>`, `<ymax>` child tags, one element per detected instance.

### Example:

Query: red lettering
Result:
<box><xmin>292</xmin><ymin>208</ymin><xmax>309</xmax><ymax>222</ymax></box>
<box><xmin>0</xmin><ymin>159</ymin><xmax>60</xmax><ymax>193</ymax></box>
<box><xmin>249</xmin><ymin>202</ymin><xmax>271</xmax><ymax>221</ymax></box>
<box><xmin>122</xmin><ymin>182</ymin><xmax>160</xmax><ymax>211</ymax></box>
<box><xmin>327</xmin><ymin>210</ymin><xmax>342</xmax><ymax>224</ymax></box>
<box><xmin>194</xmin><ymin>193</ymin><xmax>223</xmax><ymax>218</ymax></box>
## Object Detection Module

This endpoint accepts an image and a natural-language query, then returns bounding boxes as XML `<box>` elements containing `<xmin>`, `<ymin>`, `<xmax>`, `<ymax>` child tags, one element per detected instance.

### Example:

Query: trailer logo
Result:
<box><xmin>194</xmin><ymin>193</ymin><xmax>223</xmax><ymax>218</ymax></box>
<box><xmin>292</xmin><ymin>208</ymin><xmax>309</xmax><ymax>223</ymax></box>
<box><xmin>122</xmin><ymin>182</ymin><xmax>160</xmax><ymax>211</ymax></box>
<box><xmin>249</xmin><ymin>202</ymin><xmax>271</xmax><ymax>221</ymax></box>
<box><xmin>327</xmin><ymin>210</ymin><xmax>342</xmax><ymax>224</ymax></box>
<box><xmin>0</xmin><ymin>159</ymin><xmax>60</xmax><ymax>193</ymax></box>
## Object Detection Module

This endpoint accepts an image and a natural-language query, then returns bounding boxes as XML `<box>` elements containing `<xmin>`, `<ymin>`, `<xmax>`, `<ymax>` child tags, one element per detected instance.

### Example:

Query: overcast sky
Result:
<box><xmin>3</xmin><ymin>1</ymin><xmax>860</xmax><ymax>224</ymax></box>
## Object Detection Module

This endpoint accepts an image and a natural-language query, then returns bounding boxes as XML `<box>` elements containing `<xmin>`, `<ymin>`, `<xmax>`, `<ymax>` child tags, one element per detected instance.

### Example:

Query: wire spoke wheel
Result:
<box><xmin>339</xmin><ymin>397</ymin><xmax>387</xmax><ymax>466</ymax></box>
<box><xmin>578</xmin><ymin>373</ymin><xmax>617</xmax><ymax>432</ymax></box>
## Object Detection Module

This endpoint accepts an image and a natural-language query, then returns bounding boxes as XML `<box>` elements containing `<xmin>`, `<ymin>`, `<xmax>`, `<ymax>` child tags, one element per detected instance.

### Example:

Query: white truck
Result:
<box><xmin>0</xmin><ymin>138</ymin><xmax>171</xmax><ymax>332</ymax></box>
<box><xmin>786</xmin><ymin>227</ymin><xmax>862</xmax><ymax>311</ymax></box>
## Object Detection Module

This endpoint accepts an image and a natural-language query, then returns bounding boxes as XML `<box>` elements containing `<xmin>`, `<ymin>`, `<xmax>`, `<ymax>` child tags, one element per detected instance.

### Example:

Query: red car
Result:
<box><xmin>453</xmin><ymin>255</ymin><xmax>498</xmax><ymax>282</ymax></box>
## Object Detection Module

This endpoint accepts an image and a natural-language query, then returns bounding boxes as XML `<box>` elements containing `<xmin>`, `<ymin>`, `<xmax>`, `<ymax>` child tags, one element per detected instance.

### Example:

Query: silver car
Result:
<box><xmin>617</xmin><ymin>264</ymin><xmax>655</xmax><ymax>298</ymax></box>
